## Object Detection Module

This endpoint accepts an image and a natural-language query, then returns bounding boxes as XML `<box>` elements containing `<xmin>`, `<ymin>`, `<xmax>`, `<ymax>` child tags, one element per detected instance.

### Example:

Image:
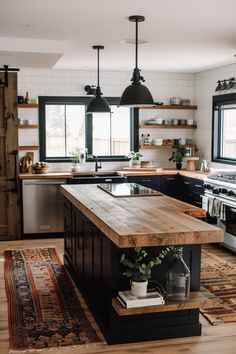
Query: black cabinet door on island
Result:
<box><xmin>64</xmin><ymin>198</ymin><xmax>202</xmax><ymax>344</ymax></box>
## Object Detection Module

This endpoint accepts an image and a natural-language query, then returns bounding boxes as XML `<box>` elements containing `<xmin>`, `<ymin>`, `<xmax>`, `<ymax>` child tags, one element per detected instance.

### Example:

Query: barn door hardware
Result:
<box><xmin>0</xmin><ymin>65</ymin><xmax>19</xmax><ymax>88</ymax></box>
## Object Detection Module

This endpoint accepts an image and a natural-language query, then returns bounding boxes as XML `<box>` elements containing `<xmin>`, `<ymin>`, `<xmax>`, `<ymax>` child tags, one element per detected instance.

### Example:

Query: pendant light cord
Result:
<box><xmin>97</xmin><ymin>47</ymin><xmax>100</xmax><ymax>88</ymax></box>
<box><xmin>135</xmin><ymin>19</ymin><xmax>138</xmax><ymax>69</ymax></box>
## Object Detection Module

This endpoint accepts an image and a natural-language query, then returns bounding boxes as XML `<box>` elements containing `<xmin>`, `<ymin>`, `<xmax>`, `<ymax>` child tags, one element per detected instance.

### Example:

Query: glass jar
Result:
<box><xmin>165</xmin><ymin>247</ymin><xmax>190</xmax><ymax>301</ymax></box>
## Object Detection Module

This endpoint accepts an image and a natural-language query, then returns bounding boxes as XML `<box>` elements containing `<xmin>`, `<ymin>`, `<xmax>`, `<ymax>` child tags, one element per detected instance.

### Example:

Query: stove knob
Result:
<box><xmin>204</xmin><ymin>184</ymin><xmax>212</xmax><ymax>190</ymax></box>
<box><xmin>212</xmin><ymin>187</ymin><xmax>219</xmax><ymax>194</ymax></box>
<box><xmin>219</xmin><ymin>188</ymin><xmax>228</xmax><ymax>194</ymax></box>
<box><xmin>227</xmin><ymin>190</ymin><xmax>235</xmax><ymax>197</ymax></box>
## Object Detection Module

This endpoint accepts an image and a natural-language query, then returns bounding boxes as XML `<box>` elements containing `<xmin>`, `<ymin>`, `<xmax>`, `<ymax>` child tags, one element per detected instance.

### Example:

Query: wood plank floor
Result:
<box><xmin>0</xmin><ymin>239</ymin><xmax>236</xmax><ymax>354</ymax></box>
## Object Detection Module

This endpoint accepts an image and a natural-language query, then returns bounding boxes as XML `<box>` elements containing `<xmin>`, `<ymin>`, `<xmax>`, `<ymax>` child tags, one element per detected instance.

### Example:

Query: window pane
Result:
<box><xmin>45</xmin><ymin>104</ymin><xmax>85</xmax><ymax>158</ymax></box>
<box><xmin>46</xmin><ymin>105</ymin><xmax>65</xmax><ymax>157</ymax></box>
<box><xmin>221</xmin><ymin>109</ymin><xmax>236</xmax><ymax>159</ymax></box>
<box><xmin>92</xmin><ymin>106</ymin><xmax>130</xmax><ymax>156</ymax></box>
<box><xmin>93</xmin><ymin>113</ymin><xmax>111</xmax><ymax>155</ymax></box>
<box><xmin>111</xmin><ymin>106</ymin><xmax>130</xmax><ymax>155</ymax></box>
<box><xmin>65</xmin><ymin>105</ymin><xmax>85</xmax><ymax>156</ymax></box>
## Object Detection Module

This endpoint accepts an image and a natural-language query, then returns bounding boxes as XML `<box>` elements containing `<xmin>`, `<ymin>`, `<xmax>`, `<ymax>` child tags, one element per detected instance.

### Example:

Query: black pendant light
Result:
<box><xmin>86</xmin><ymin>45</ymin><xmax>110</xmax><ymax>114</ymax></box>
<box><xmin>119</xmin><ymin>15</ymin><xmax>154</xmax><ymax>107</ymax></box>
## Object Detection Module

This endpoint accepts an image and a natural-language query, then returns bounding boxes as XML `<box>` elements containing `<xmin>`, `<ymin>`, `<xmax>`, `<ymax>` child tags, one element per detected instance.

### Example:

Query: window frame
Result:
<box><xmin>212</xmin><ymin>93</ymin><xmax>236</xmax><ymax>165</ymax></box>
<box><xmin>39</xmin><ymin>96</ymin><xmax>139</xmax><ymax>163</ymax></box>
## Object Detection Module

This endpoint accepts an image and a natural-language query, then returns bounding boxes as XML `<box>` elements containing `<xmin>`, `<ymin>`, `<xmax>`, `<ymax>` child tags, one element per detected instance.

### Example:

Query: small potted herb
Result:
<box><xmin>70</xmin><ymin>147</ymin><xmax>83</xmax><ymax>172</ymax></box>
<box><xmin>169</xmin><ymin>147</ymin><xmax>187</xmax><ymax>170</ymax></box>
<box><xmin>126</xmin><ymin>151</ymin><xmax>143</xmax><ymax>168</ymax></box>
<box><xmin>120</xmin><ymin>247</ymin><xmax>169</xmax><ymax>297</ymax></box>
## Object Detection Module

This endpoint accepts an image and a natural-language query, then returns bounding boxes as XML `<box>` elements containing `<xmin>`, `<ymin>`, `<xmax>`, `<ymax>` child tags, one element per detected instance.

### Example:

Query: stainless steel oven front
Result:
<box><xmin>217</xmin><ymin>204</ymin><xmax>236</xmax><ymax>253</ymax></box>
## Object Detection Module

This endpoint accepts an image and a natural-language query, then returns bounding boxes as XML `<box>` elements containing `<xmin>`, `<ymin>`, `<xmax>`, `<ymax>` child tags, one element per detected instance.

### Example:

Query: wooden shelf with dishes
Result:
<box><xmin>139</xmin><ymin>144</ymin><xmax>197</xmax><ymax>150</ymax></box>
<box><xmin>139</xmin><ymin>124</ymin><xmax>197</xmax><ymax>129</ymax></box>
<box><xmin>18</xmin><ymin>146</ymin><xmax>39</xmax><ymax>151</ymax></box>
<box><xmin>112</xmin><ymin>291</ymin><xmax>211</xmax><ymax>316</ymax></box>
<box><xmin>18</xmin><ymin>125</ymin><xmax>39</xmax><ymax>129</ymax></box>
<box><xmin>17</xmin><ymin>103</ymin><xmax>39</xmax><ymax>108</ymax></box>
<box><xmin>140</xmin><ymin>105</ymin><xmax>197</xmax><ymax>110</ymax></box>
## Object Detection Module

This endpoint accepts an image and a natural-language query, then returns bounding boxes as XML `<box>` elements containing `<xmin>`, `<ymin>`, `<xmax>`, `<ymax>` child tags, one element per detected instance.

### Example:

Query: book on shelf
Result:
<box><xmin>117</xmin><ymin>290</ymin><xmax>165</xmax><ymax>308</ymax></box>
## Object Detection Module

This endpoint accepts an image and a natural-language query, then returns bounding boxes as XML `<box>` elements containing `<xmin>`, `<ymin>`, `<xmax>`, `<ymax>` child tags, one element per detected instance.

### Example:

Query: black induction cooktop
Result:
<box><xmin>97</xmin><ymin>183</ymin><xmax>163</xmax><ymax>198</ymax></box>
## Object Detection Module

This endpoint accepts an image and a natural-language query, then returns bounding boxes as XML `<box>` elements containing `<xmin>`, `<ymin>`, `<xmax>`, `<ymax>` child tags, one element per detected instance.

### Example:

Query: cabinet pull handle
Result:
<box><xmin>105</xmin><ymin>178</ymin><xmax>112</xmax><ymax>182</ymax></box>
<box><xmin>141</xmin><ymin>179</ymin><xmax>151</xmax><ymax>182</ymax></box>
<box><xmin>196</xmin><ymin>201</ymin><xmax>202</xmax><ymax>205</ymax></box>
<box><xmin>195</xmin><ymin>184</ymin><xmax>202</xmax><ymax>188</ymax></box>
<box><xmin>166</xmin><ymin>177</ymin><xmax>175</xmax><ymax>181</ymax></box>
<box><xmin>184</xmin><ymin>181</ymin><xmax>190</xmax><ymax>185</ymax></box>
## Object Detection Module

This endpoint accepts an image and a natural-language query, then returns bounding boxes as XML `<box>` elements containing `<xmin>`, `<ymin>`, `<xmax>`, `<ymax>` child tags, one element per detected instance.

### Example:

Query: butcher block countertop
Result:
<box><xmin>61</xmin><ymin>184</ymin><xmax>223</xmax><ymax>248</ymax></box>
<box><xmin>19</xmin><ymin>170</ymin><xmax>208</xmax><ymax>180</ymax></box>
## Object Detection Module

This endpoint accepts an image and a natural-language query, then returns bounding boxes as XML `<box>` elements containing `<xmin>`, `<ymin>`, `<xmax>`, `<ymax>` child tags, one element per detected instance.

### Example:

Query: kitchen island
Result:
<box><xmin>61</xmin><ymin>184</ymin><xmax>223</xmax><ymax>344</ymax></box>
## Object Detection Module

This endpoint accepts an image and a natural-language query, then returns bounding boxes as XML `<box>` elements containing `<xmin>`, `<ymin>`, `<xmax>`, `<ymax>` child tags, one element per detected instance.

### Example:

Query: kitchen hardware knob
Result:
<box><xmin>212</xmin><ymin>187</ymin><xmax>219</xmax><ymax>194</ymax></box>
<box><xmin>219</xmin><ymin>188</ymin><xmax>228</xmax><ymax>194</ymax></box>
<box><xmin>227</xmin><ymin>190</ymin><xmax>235</xmax><ymax>197</ymax></box>
<box><xmin>204</xmin><ymin>184</ymin><xmax>212</xmax><ymax>190</ymax></box>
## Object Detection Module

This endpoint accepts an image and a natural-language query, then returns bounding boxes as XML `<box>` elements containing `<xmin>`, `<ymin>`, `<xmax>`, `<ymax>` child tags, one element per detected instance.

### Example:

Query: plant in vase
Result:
<box><xmin>70</xmin><ymin>147</ymin><xmax>83</xmax><ymax>172</ymax></box>
<box><xmin>125</xmin><ymin>151</ymin><xmax>143</xmax><ymax>168</ymax></box>
<box><xmin>120</xmin><ymin>247</ymin><xmax>169</xmax><ymax>297</ymax></box>
<box><xmin>169</xmin><ymin>147</ymin><xmax>187</xmax><ymax>170</ymax></box>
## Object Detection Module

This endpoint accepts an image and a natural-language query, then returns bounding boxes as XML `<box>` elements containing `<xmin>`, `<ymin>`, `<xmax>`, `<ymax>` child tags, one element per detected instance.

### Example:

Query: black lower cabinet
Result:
<box><xmin>127</xmin><ymin>176</ymin><xmax>162</xmax><ymax>191</ymax></box>
<box><xmin>64</xmin><ymin>198</ymin><xmax>202</xmax><ymax>344</ymax></box>
<box><xmin>180</xmin><ymin>177</ymin><xmax>204</xmax><ymax>207</ymax></box>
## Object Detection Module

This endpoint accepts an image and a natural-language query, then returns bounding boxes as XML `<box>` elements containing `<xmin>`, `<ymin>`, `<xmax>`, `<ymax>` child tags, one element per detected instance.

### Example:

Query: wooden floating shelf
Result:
<box><xmin>18</xmin><ymin>146</ymin><xmax>39</xmax><ymax>151</ymax></box>
<box><xmin>139</xmin><ymin>144</ymin><xmax>197</xmax><ymax>150</ymax></box>
<box><xmin>18</xmin><ymin>125</ymin><xmax>39</xmax><ymax>129</ymax></box>
<box><xmin>140</xmin><ymin>105</ymin><xmax>197</xmax><ymax>110</ymax></box>
<box><xmin>17</xmin><ymin>103</ymin><xmax>38</xmax><ymax>108</ymax></box>
<box><xmin>112</xmin><ymin>291</ymin><xmax>212</xmax><ymax>316</ymax></box>
<box><xmin>139</xmin><ymin>125</ymin><xmax>197</xmax><ymax>129</ymax></box>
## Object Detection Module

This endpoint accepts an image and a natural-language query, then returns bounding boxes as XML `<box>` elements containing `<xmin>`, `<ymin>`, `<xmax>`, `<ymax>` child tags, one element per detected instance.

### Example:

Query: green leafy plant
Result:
<box><xmin>126</xmin><ymin>151</ymin><xmax>143</xmax><ymax>160</ymax></box>
<box><xmin>70</xmin><ymin>147</ymin><xmax>83</xmax><ymax>165</ymax></box>
<box><xmin>169</xmin><ymin>147</ymin><xmax>187</xmax><ymax>163</ymax></box>
<box><xmin>120</xmin><ymin>247</ymin><xmax>170</xmax><ymax>282</ymax></box>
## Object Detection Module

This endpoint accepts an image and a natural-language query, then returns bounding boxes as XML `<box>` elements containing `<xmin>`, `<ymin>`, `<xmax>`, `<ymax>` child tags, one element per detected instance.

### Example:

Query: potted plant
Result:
<box><xmin>126</xmin><ymin>151</ymin><xmax>143</xmax><ymax>168</ymax></box>
<box><xmin>70</xmin><ymin>147</ymin><xmax>83</xmax><ymax>172</ymax></box>
<box><xmin>169</xmin><ymin>147</ymin><xmax>187</xmax><ymax>170</ymax></box>
<box><xmin>120</xmin><ymin>247</ymin><xmax>169</xmax><ymax>297</ymax></box>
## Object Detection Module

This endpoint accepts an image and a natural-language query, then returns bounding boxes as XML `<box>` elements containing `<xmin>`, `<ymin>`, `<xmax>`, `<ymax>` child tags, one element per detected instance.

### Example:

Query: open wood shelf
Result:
<box><xmin>112</xmin><ymin>291</ymin><xmax>212</xmax><ymax>316</ymax></box>
<box><xmin>139</xmin><ymin>124</ymin><xmax>197</xmax><ymax>129</ymax></box>
<box><xmin>18</xmin><ymin>125</ymin><xmax>39</xmax><ymax>129</ymax></box>
<box><xmin>18</xmin><ymin>146</ymin><xmax>39</xmax><ymax>151</ymax></box>
<box><xmin>139</xmin><ymin>144</ymin><xmax>197</xmax><ymax>150</ymax></box>
<box><xmin>140</xmin><ymin>105</ymin><xmax>197</xmax><ymax>110</ymax></box>
<box><xmin>17</xmin><ymin>103</ymin><xmax>38</xmax><ymax>108</ymax></box>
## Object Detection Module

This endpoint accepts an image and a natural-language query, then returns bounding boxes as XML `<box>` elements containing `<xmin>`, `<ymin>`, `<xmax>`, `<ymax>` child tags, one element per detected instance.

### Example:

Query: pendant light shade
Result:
<box><xmin>86</xmin><ymin>45</ymin><xmax>110</xmax><ymax>114</ymax></box>
<box><xmin>119</xmin><ymin>15</ymin><xmax>154</xmax><ymax>107</ymax></box>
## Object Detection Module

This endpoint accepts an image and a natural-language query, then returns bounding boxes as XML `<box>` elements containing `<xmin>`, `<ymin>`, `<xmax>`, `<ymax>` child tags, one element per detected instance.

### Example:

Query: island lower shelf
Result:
<box><xmin>112</xmin><ymin>291</ymin><xmax>212</xmax><ymax>316</ymax></box>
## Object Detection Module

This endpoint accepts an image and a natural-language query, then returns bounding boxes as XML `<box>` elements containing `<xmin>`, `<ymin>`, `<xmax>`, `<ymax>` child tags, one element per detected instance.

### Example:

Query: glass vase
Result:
<box><xmin>165</xmin><ymin>247</ymin><xmax>190</xmax><ymax>301</ymax></box>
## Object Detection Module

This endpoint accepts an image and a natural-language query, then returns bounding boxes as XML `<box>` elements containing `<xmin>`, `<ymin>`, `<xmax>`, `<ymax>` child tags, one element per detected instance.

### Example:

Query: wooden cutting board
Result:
<box><xmin>122</xmin><ymin>167</ymin><xmax>162</xmax><ymax>171</ymax></box>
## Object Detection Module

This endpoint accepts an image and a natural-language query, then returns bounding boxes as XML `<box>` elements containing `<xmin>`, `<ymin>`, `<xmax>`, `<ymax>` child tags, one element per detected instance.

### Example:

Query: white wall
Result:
<box><xmin>194</xmin><ymin>62</ymin><xmax>236</xmax><ymax>172</ymax></box>
<box><xmin>18</xmin><ymin>68</ymin><xmax>195</xmax><ymax>172</ymax></box>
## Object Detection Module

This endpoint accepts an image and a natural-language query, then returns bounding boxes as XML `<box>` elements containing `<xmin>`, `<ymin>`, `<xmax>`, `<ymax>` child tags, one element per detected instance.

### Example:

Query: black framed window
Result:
<box><xmin>39</xmin><ymin>96</ymin><xmax>139</xmax><ymax>162</ymax></box>
<box><xmin>212</xmin><ymin>93</ymin><xmax>236</xmax><ymax>165</ymax></box>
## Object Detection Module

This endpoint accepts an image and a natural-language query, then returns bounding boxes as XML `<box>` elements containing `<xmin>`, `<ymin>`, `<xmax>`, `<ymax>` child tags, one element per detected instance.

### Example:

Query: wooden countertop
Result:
<box><xmin>19</xmin><ymin>170</ymin><xmax>208</xmax><ymax>180</ymax></box>
<box><xmin>19</xmin><ymin>172</ymin><xmax>73</xmax><ymax>179</ymax></box>
<box><xmin>61</xmin><ymin>184</ymin><xmax>223</xmax><ymax>248</ymax></box>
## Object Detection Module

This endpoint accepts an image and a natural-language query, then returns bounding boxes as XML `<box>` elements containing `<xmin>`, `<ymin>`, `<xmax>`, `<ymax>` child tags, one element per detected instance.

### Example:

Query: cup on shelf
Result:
<box><xmin>179</xmin><ymin>119</ymin><xmax>187</xmax><ymax>125</ymax></box>
<box><xmin>179</xmin><ymin>138</ymin><xmax>186</xmax><ymax>145</ymax></box>
<box><xmin>187</xmin><ymin>119</ymin><xmax>194</xmax><ymax>125</ymax></box>
<box><xmin>18</xmin><ymin>119</ymin><xmax>24</xmax><ymax>125</ymax></box>
<box><xmin>23</xmin><ymin>119</ymin><xmax>31</xmax><ymax>125</ymax></box>
<box><xmin>172</xmin><ymin>119</ymin><xmax>179</xmax><ymax>125</ymax></box>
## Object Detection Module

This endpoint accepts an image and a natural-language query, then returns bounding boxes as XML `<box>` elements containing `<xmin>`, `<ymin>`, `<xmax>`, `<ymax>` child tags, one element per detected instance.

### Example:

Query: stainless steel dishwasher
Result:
<box><xmin>22</xmin><ymin>179</ymin><xmax>66</xmax><ymax>234</ymax></box>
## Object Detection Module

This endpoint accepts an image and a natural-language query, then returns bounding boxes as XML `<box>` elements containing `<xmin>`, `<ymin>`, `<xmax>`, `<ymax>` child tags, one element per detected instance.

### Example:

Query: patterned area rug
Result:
<box><xmin>4</xmin><ymin>248</ymin><xmax>104</xmax><ymax>351</ymax></box>
<box><xmin>200</xmin><ymin>248</ymin><xmax>236</xmax><ymax>325</ymax></box>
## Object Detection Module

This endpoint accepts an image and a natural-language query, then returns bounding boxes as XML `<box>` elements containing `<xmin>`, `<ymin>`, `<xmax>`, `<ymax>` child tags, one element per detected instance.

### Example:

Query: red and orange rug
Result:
<box><xmin>200</xmin><ymin>248</ymin><xmax>236</xmax><ymax>325</ymax></box>
<box><xmin>4</xmin><ymin>248</ymin><xmax>104</xmax><ymax>351</ymax></box>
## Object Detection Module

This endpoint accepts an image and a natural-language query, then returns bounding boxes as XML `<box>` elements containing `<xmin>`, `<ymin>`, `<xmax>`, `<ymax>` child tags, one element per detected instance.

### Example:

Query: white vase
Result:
<box><xmin>131</xmin><ymin>280</ymin><xmax>148</xmax><ymax>297</ymax></box>
<box><xmin>129</xmin><ymin>160</ymin><xmax>140</xmax><ymax>168</ymax></box>
<box><xmin>71</xmin><ymin>164</ymin><xmax>80</xmax><ymax>173</ymax></box>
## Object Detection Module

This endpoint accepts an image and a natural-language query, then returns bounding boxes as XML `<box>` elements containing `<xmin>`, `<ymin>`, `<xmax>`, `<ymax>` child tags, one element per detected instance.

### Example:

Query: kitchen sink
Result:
<box><xmin>72</xmin><ymin>171</ymin><xmax>121</xmax><ymax>177</ymax></box>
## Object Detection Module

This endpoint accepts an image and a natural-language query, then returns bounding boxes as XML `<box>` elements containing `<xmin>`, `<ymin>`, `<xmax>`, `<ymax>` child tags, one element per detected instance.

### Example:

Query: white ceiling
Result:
<box><xmin>1</xmin><ymin>0</ymin><xmax>236</xmax><ymax>73</ymax></box>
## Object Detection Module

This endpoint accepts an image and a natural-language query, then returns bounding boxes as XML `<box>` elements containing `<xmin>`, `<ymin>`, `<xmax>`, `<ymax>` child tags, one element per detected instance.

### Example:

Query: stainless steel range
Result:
<box><xmin>204</xmin><ymin>173</ymin><xmax>236</xmax><ymax>252</ymax></box>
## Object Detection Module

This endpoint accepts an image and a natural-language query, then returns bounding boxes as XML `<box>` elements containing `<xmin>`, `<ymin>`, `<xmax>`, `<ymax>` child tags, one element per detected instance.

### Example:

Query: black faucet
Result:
<box><xmin>94</xmin><ymin>155</ymin><xmax>102</xmax><ymax>172</ymax></box>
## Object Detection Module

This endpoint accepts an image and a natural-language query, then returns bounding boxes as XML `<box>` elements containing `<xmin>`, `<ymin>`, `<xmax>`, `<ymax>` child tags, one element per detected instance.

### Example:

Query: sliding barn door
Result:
<box><xmin>0</xmin><ymin>72</ymin><xmax>21</xmax><ymax>240</ymax></box>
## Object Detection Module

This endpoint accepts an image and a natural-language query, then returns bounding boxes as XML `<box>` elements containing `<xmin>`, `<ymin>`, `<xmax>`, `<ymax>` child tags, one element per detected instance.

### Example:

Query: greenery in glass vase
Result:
<box><xmin>126</xmin><ymin>151</ymin><xmax>143</xmax><ymax>160</ymax></box>
<box><xmin>120</xmin><ymin>247</ymin><xmax>170</xmax><ymax>282</ymax></box>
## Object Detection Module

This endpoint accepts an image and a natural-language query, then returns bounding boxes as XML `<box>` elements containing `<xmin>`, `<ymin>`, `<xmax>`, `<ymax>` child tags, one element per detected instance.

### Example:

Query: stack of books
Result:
<box><xmin>117</xmin><ymin>290</ymin><xmax>165</xmax><ymax>308</ymax></box>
